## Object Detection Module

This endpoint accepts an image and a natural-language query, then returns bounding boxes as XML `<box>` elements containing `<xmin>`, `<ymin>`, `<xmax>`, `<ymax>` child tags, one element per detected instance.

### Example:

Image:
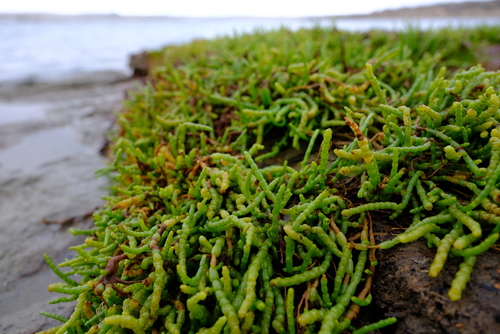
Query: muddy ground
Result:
<box><xmin>0</xmin><ymin>73</ymin><xmax>140</xmax><ymax>334</ymax></box>
<box><xmin>1</xmin><ymin>71</ymin><xmax>499</xmax><ymax>334</ymax></box>
<box><xmin>364</xmin><ymin>219</ymin><xmax>500</xmax><ymax>334</ymax></box>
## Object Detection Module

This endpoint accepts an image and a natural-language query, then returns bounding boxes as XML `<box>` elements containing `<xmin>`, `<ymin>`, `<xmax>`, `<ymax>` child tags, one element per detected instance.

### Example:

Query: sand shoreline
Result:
<box><xmin>0</xmin><ymin>73</ymin><xmax>140</xmax><ymax>333</ymax></box>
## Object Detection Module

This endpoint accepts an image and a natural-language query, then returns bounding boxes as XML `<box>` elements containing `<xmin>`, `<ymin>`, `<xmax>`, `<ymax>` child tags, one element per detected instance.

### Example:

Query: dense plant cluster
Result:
<box><xmin>40</xmin><ymin>26</ymin><xmax>500</xmax><ymax>334</ymax></box>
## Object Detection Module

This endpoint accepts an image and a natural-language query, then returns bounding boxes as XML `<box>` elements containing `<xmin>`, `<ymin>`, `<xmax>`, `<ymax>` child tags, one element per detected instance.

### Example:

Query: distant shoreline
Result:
<box><xmin>1</xmin><ymin>0</ymin><xmax>500</xmax><ymax>20</ymax></box>
<box><xmin>351</xmin><ymin>0</ymin><xmax>500</xmax><ymax>18</ymax></box>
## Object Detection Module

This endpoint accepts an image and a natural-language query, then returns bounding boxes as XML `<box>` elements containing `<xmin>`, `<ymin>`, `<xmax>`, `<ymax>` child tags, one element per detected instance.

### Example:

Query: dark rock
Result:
<box><xmin>129</xmin><ymin>52</ymin><xmax>150</xmax><ymax>77</ymax></box>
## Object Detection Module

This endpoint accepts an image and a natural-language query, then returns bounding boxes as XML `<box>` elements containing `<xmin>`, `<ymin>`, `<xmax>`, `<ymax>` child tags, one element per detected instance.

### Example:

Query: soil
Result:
<box><xmin>353</xmin><ymin>218</ymin><xmax>500</xmax><ymax>334</ymax></box>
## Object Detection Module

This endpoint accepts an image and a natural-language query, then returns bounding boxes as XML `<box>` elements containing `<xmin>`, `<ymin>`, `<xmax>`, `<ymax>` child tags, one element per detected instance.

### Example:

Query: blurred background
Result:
<box><xmin>0</xmin><ymin>0</ymin><xmax>500</xmax><ymax>86</ymax></box>
<box><xmin>0</xmin><ymin>1</ymin><xmax>499</xmax><ymax>333</ymax></box>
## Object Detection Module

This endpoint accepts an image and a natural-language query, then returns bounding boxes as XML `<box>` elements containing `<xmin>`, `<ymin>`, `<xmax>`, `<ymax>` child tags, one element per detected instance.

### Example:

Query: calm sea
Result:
<box><xmin>1</xmin><ymin>16</ymin><xmax>499</xmax><ymax>85</ymax></box>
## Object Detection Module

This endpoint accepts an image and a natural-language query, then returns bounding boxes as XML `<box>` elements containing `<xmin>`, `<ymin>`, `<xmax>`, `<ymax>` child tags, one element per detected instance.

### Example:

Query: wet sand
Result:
<box><xmin>0</xmin><ymin>73</ymin><xmax>140</xmax><ymax>333</ymax></box>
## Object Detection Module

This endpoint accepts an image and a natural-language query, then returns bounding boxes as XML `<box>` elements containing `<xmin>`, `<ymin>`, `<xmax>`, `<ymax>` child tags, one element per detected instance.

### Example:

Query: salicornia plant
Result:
<box><xmin>39</xmin><ymin>25</ymin><xmax>500</xmax><ymax>334</ymax></box>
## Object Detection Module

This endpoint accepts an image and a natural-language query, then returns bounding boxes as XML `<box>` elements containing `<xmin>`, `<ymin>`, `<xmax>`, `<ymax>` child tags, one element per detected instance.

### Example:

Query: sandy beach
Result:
<box><xmin>0</xmin><ymin>73</ymin><xmax>140</xmax><ymax>333</ymax></box>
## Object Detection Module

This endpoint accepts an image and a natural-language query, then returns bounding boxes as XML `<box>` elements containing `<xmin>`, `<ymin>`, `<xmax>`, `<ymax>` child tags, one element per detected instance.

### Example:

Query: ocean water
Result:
<box><xmin>1</xmin><ymin>16</ymin><xmax>499</xmax><ymax>85</ymax></box>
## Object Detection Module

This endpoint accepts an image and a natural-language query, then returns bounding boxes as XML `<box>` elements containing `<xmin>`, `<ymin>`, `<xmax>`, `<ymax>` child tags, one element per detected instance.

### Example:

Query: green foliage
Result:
<box><xmin>39</xmin><ymin>25</ymin><xmax>500</xmax><ymax>334</ymax></box>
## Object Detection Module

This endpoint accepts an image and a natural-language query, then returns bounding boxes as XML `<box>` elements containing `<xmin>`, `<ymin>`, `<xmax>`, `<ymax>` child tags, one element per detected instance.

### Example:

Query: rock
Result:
<box><xmin>0</xmin><ymin>78</ymin><xmax>140</xmax><ymax>334</ymax></box>
<box><xmin>129</xmin><ymin>52</ymin><xmax>150</xmax><ymax>77</ymax></box>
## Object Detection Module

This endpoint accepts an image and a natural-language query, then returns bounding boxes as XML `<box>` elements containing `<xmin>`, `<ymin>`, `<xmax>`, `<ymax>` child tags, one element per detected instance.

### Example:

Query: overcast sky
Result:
<box><xmin>0</xmin><ymin>0</ymin><xmax>493</xmax><ymax>17</ymax></box>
